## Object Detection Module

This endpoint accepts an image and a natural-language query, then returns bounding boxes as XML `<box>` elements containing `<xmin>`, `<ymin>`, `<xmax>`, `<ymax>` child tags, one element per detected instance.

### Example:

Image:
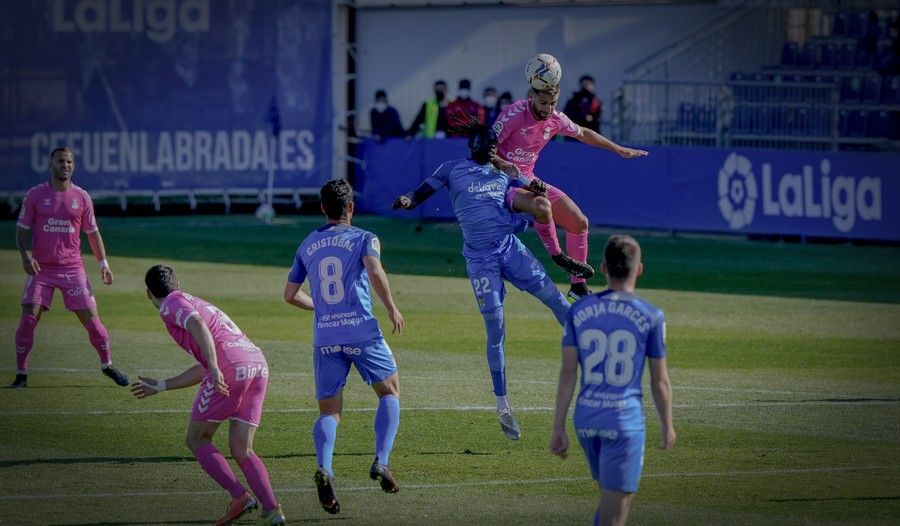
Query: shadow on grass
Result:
<box><xmin>768</xmin><ymin>496</ymin><xmax>900</xmax><ymax>503</ymax></box>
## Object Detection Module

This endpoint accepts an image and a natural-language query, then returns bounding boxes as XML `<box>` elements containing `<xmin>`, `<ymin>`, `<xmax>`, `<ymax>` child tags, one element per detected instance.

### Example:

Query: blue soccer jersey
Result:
<box><xmin>561</xmin><ymin>290</ymin><xmax>666</xmax><ymax>432</ymax></box>
<box><xmin>424</xmin><ymin>158</ymin><xmax>527</xmax><ymax>254</ymax></box>
<box><xmin>288</xmin><ymin>224</ymin><xmax>383</xmax><ymax>346</ymax></box>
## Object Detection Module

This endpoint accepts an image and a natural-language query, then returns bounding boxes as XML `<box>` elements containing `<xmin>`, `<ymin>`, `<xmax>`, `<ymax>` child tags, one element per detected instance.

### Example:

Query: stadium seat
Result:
<box><xmin>841</xmin><ymin>75</ymin><xmax>863</xmax><ymax>102</ymax></box>
<box><xmin>889</xmin><ymin>111</ymin><xmax>900</xmax><ymax>140</ymax></box>
<box><xmin>832</xmin><ymin>12</ymin><xmax>849</xmax><ymax>36</ymax></box>
<box><xmin>798</xmin><ymin>42</ymin><xmax>818</xmax><ymax>68</ymax></box>
<box><xmin>795</xmin><ymin>107</ymin><xmax>809</xmax><ymax>136</ymax></box>
<box><xmin>837</xmin><ymin>42</ymin><xmax>856</xmax><ymax>69</ymax></box>
<box><xmin>855</xmin><ymin>46</ymin><xmax>875</xmax><ymax>69</ymax></box>
<box><xmin>867</xmin><ymin>110</ymin><xmax>889</xmax><ymax>137</ymax></box>
<box><xmin>819</xmin><ymin>43</ymin><xmax>837</xmax><ymax>69</ymax></box>
<box><xmin>848</xmin><ymin>12</ymin><xmax>867</xmax><ymax>37</ymax></box>
<box><xmin>677</xmin><ymin>102</ymin><xmax>694</xmax><ymax>130</ymax></box>
<box><xmin>699</xmin><ymin>103</ymin><xmax>716</xmax><ymax>133</ymax></box>
<box><xmin>849</xmin><ymin>109</ymin><xmax>868</xmax><ymax>137</ymax></box>
<box><xmin>862</xmin><ymin>75</ymin><xmax>882</xmax><ymax>103</ymax></box>
<box><xmin>882</xmin><ymin>76</ymin><xmax>900</xmax><ymax>103</ymax></box>
<box><xmin>812</xmin><ymin>108</ymin><xmax>833</xmax><ymax>137</ymax></box>
<box><xmin>781</xmin><ymin>42</ymin><xmax>799</xmax><ymax>68</ymax></box>
<box><xmin>733</xmin><ymin>105</ymin><xmax>752</xmax><ymax>134</ymax></box>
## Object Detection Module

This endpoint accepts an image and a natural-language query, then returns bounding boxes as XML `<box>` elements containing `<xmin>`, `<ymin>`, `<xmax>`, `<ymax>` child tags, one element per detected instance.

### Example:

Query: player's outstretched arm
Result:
<box><xmin>649</xmin><ymin>357</ymin><xmax>676</xmax><ymax>449</ymax></box>
<box><xmin>131</xmin><ymin>364</ymin><xmax>205</xmax><ymax>398</ymax></box>
<box><xmin>550</xmin><ymin>345</ymin><xmax>579</xmax><ymax>459</ymax></box>
<box><xmin>392</xmin><ymin>182</ymin><xmax>438</xmax><ymax>210</ymax></box>
<box><xmin>575</xmin><ymin>127</ymin><xmax>648</xmax><ymax>159</ymax></box>
<box><xmin>87</xmin><ymin>231</ymin><xmax>113</xmax><ymax>285</ymax></box>
<box><xmin>284</xmin><ymin>281</ymin><xmax>314</xmax><ymax>310</ymax></box>
<box><xmin>363</xmin><ymin>255</ymin><xmax>404</xmax><ymax>334</ymax></box>
<box><xmin>186</xmin><ymin>316</ymin><xmax>229</xmax><ymax>396</ymax></box>
<box><xmin>15</xmin><ymin>226</ymin><xmax>39</xmax><ymax>276</ymax></box>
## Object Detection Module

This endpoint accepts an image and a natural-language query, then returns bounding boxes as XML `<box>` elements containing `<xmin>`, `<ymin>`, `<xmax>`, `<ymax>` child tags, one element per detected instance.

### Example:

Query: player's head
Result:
<box><xmin>528</xmin><ymin>86</ymin><xmax>560</xmax><ymax>121</ymax></box>
<box><xmin>145</xmin><ymin>264</ymin><xmax>181</xmax><ymax>306</ymax></box>
<box><xmin>467</xmin><ymin>125</ymin><xmax>498</xmax><ymax>165</ymax></box>
<box><xmin>320</xmin><ymin>178</ymin><xmax>354</xmax><ymax>222</ymax></box>
<box><xmin>601</xmin><ymin>235</ymin><xmax>643</xmax><ymax>287</ymax></box>
<box><xmin>49</xmin><ymin>147</ymin><xmax>75</xmax><ymax>182</ymax></box>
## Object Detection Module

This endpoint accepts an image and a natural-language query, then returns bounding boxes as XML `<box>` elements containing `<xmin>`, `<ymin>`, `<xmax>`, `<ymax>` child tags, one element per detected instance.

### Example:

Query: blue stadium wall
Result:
<box><xmin>0</xmin><ymin>0</ymin><xmax>332</xmax><ymax>192</ymax></box>
<box><xmin>358</xmin><ymin>140</ymin><xmax>900</xmax><ymax>242</ymax></box>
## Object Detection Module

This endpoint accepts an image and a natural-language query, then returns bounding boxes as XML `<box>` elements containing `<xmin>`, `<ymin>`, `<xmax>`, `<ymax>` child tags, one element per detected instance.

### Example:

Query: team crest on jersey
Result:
<box><xmin>371</xmin><ymin>236</ymin><xmax>381</xmax><ymax>255</ymax></box>
<box><xmin>71</xmin><ymin>199</ymin><xmax>79</xmax><ymax>209</ymax></box>
<box><xmin>43</xmin><ymin>198</ymin><xmax>52</xmax><ymax>206</ymax></box>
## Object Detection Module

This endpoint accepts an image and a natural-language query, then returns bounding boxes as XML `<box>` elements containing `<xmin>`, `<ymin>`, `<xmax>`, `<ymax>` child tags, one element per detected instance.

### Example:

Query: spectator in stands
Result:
<box><xmin>482</xmin><ymin>86</ymin><xmax>501</xmax><ymax>127</ymax></box>
<box><xmin>370</xmin><ymin>89</ymin><xmax>404</xmax><ymax>141</ymax></box>
<box><xmin>407</xmin><ymin>80</ymin><xmax>450</xmax><ymax>139</ymax></box>
<box><xmin>499</xmin><ymin>91</ymin><xmax>514</xmax><ymax>110</ymax></box>
<box><xmin>447</xmin><ymin>79</ymin><xmax>485</xmax><ymax>137</ymax></box>
<box><xmin>562</xmin><ymin>75</ymin><xmax>602</xmax><ymax>136</ymax></box>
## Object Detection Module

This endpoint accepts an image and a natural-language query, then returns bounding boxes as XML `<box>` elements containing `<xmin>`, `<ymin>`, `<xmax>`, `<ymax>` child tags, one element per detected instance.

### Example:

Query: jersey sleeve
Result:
<box><xmin>561</xmin><ymin>311</ymin><xmax>577</xmax><ymax>347</ymax></box>
<box><xmin>423</xmin><ymin>162</ymin><xmax>451</xmax><ymax>190</ymax></box>
<box><xmin>554</xmin><ymin>110</ymin><xmax>583</xmax><ymax>138</ymax></box>
<box><xmin>647</xmin><ymin>311</ymin><xmax>667</xmax><ymax>359</ymax></box>
<box><xmin>81</xmin><ymin>191</ymin><xmax>98</xmax><ymax>234</ymax></box>
<box><xmin>364</xmin><ymin>233</ymin><xmax>382</xmax><ymax>259</ymax></box>
<box><xmin>287</xmin><ymin>249</ymin><xmax>308</xmax><ymax>284</ymax></box>
<box><xmin>160</xmin><ymin>296</ymin><xmax>200</xmax><ymax>330</ymax></box>
<box><xmin>492</xmin><ymin>107</ymin><xmax>516</xmax><ymax>143</ymax></box>
<box><xmin>16</xmin><ymin>189</ymin><xmax>35</xmax><ymax>229</ymax></box>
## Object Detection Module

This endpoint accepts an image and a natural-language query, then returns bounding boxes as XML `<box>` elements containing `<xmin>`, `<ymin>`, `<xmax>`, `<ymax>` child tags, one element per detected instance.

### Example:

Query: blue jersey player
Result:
<box><xmin>284</xmin><ymin>179</ymin><xmax>405</xmax><ymax>515</ymax></box>
<box><xmin>550</xmin><ymin>235</ymin><xmax>675</xmax><ymax>526</ymax></box>
<box><xmin>393</xmin><ymin>125</ymin><xmax>571</xmax><ymax>440</ymax></box>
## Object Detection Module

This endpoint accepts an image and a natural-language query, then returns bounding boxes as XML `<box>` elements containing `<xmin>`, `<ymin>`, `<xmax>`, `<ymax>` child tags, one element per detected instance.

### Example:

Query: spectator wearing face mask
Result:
<box><xmin>370</xmin><ymin>89</ymin><xmax>405</xmax><ymax>141</ymax></box>
<box><xmin>562</xmin><ymin>75</ymin><xmax>602</xmax><ymax>137</ymax></box>
<box><xmin>447</xmin><ymin>79</ymin><xmax>485</xmax><ymax>138</ymax></box>
<box><xmin>407</xmin><ymin>80</ymin><xmax>450</xmax><ymax>139</ymax></box>
<box><xmin>499</xmin><ymin>91</ymin><xmax>514</xmax><ymax>110</ymax></box>
<box><xmin>482</xmin><ymin>87</ymin><xmax>501</xmax><ymax>128</ymax></box>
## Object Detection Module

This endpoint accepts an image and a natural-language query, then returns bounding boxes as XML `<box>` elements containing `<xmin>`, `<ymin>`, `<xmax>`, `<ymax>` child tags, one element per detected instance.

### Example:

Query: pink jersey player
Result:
<box><xmin>493</xmin><ymin>86</ymin><xmax>649</xmax><ymax>302</ymax></box>
<box><xmin>10</xmin><ymin>147</ymin><xmax>128</xmax><ymax>389</ymax></box>
<box><xmin>132</xmin><ymin>265</ymin><xmax>284</xmax><ymax>524</ymax></box>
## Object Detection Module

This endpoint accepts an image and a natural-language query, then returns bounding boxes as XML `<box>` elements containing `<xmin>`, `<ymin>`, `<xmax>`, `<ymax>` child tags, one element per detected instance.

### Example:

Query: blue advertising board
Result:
<box><xmin>359</xmin><ymin>140</ymin><xmax>900</xmax><ymax>242</ymax></box>
<box><xmin>0</xmin><ymin>0</ymin><xmax>332</xmax><ymax>192</ymax></box>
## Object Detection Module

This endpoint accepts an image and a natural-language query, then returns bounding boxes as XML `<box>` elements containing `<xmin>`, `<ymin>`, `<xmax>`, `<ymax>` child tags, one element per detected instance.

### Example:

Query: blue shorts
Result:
<box><xmin>576</xmin><ymin>428</ymin><xmax>645</xmax><ymax>493</ymax></box>
<box><xmin>313</xmin><ymin>337</ymin><xmax>397</xmax><ymax>400</ymax></box>
<box><xmin>465</xmin><ymin>236</ymin><xmax>552</xmax><ymax>312</ymax></box>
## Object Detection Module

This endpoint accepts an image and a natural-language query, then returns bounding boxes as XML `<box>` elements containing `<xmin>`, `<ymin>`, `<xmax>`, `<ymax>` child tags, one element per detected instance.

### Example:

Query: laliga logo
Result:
<box><xmin>717</xmin><ymin>152</ymin><xmax>757</xmax><ymax>229</ymax></box>
<box><xmin>718</xmin><ymin>153</ymin><xmax>882</xmax><ymax>233</ymax></box>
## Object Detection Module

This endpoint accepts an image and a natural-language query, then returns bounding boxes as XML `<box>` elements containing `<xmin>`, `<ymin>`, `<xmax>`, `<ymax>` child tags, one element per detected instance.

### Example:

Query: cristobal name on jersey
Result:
<box><xmin>572</xmin><ymin>300</ymin><xmax>650</xmax><ymax>333</ymax></box>
<box><xmin>306</xmin><ymin>235</ymin><xmax>355</xmax><ymax>255</ymax></box>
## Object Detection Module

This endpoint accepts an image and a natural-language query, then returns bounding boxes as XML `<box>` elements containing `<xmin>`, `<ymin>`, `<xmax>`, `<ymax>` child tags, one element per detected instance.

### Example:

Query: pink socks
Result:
<box><xmin>14</xmin><ymin>313</ymin><xmax>38</xmax><ymax>373</ymax></box>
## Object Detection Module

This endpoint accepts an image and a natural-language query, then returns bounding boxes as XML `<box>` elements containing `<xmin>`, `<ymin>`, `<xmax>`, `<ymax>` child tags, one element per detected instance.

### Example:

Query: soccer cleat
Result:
<box><xmin>497</xmin><ymin>407</ymin><xmax>521</xmax><ymax>440</ymax></box>
<box><xmin>256</xmin><ymin>506</ymin><xmax>286</xmax><ymax>525</ymax></box>
<box><xmin>215</xmin><ymin>492</ymin><xmax>257</xmax><ymax>526</ymax></box>
<box><xmin>314</xmin><ymin>467</ymin><xmax>340</xmax><ymax>514</ymax></box>
<box><xmin>551</xmin><ymin>253</ymin><xmax>595</xmax><ymax>279</ymax></box>
<box><xmin>566</xmin><ymin>283</ymin><xmax>593</xmax><ymax>304</ymax></box>
<box><xmin>101</xmin><ymin>366</ymin><xmax>129</xmax><ymax>386</ymax></box>
<box><xmin>370</xmin><ymin>462</ymin><xmax>399</xmax><ymax>493</ymax></box>
<box><xmin>8</xmin><ymin>374</ymin><xmax>27</xmax><ymax>389</ymax></box>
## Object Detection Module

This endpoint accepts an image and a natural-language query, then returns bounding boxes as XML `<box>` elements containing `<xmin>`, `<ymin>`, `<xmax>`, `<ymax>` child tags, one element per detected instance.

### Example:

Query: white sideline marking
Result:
<box><xmin>1</xmin><ymin>399</ymin><xmax>897</xmax><ymax>417</ymax></box>
<box><xmin>0</xmin><ymin>465</ymin><xmax>896</xmax><ymax>501</ymax></box>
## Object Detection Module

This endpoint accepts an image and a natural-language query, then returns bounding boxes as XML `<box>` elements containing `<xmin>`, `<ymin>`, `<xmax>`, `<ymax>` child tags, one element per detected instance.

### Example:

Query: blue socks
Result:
<box><xmin>482</xmin><ymin>307</ymin><xmax>507</xmax><ymax>397</ymax></box>
<box><xmin>374</xmin><ymin>395</ymin><xmax>400</xmax><ymax>465</ymax></box>
<box><xmin>313</xmin><ymin>414</ymin><xmax>338</xmax><ymax>476</ymax></box>
<box><xmin>530</xmin><ymin>280</ymin><xmax>570</xmax><ymax>325</ymax></box>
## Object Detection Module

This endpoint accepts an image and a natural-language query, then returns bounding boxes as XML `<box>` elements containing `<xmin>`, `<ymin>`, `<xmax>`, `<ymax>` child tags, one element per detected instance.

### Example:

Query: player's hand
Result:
<box><xmin>660</xmin><ymin>427</ymin><xmax>676</xmax><ymax>450</ymax></box>
<box><xmin>392</xmin><ymin>195</ymin><xmax>413</xmax><ymax>210</ymax></box>
<box><xmin>22</xmin><ymin>255</ymin><xmax>40</xmax><ymax>276</ymax></box>
<box><xmin>549</xmin><ymin>428</ymin><xmax>569</xmax><ymax>459</ymax></box>
<box><xmin>388</xmin><ymin>308</ymin><xmax>405</xmax><ymax>334</ymax></box>
<box><xmin>617</xmin><ymin>146</ymin><xmax>649</xmax><ymax>159</ymax></box>
<box><xmin>100</xmin><ymin>265</ymin><xmax>114</xmax><ymax>285</ymax></box>
<box><xmin>209</xmin><ymin>367</ymin><xmax>229</xmax><ymax>396</ymax></box>
<box><xmin>131</xmin><ymin>376</ymin><xmax>163</xmax><ymax>399</ymax></box>
<box><xmin>527</xmin><ymin>178</ymin><xmax>548</xmax><ymax>197</ymax></box>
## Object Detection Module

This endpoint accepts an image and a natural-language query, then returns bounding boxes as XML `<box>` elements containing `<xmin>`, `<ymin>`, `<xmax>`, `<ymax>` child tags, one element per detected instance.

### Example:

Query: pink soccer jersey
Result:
<box><xmin>16</xmin><ymin>182</ymin><xmax>98</xmax><ymax>269</ymax></box>
<box><xmin>493</xmin><ymin>99</ymin><xmax>582</xmax><ymax>177</ymax></box>
<box><xmin>159</xmin><ymin>291</ymin><xmax>264</xmax><ymax>371</ymax></box>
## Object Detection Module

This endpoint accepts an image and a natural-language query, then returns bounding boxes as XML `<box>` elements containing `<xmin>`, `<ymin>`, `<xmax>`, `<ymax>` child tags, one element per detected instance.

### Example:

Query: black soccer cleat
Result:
<box><xmin>567</xmin><ymin>282</ymin><xmax>593</xmax><ymax>304</ymax></box>
<box><xmin>551</xmin><ymin>253</ymin><xmax>595</xmax><ymax>279</ymax></box>
<box><xmin>370</xmin><ymin>462</ymin><xmax>399</xmax><ymax>493</ymax></box>
<box><xmin>8</xmin><ymin>374</ymin><xmax>27</xmax><ymax>389</ymax></box>
<box><xmin>101</xmin><ymin>366</ymin><xmax>129</xmax><ymax>386</ymax></box>
<box><xmin>314</xmin><ymin>468</ymin><xmax>340</xmax><ymax>514</ymax></box>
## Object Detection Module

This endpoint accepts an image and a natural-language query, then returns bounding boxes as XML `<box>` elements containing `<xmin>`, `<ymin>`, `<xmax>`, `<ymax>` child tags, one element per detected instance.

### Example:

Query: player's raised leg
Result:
<box><xmin>186</xmin><ymin>420</ymin><xmax>257</xmax><ymax>525</ymax></box>
<box><xmin>229</xmin><ymin>421</ymin><xmax>284</xmax><ymax>524</ymax></box>
<box><xmin>551</xmin><ymin>193</ymin><xmax>594</xmax><ymax>301</ymax></box>
<box><xmin>72</xmin><ymin>307</ymin><xmax>128</xmax><ymax>386</ymax></box>
<box><xmin>370</xmin><ymin>372</ymin><xmax>400</xmax><ymax>492</ymax></box>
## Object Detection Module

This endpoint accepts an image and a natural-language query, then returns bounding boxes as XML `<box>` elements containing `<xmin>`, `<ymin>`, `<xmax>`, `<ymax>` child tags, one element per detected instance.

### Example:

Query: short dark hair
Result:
<box><xmin>604</xmin><ymin>235</ymin><xmax>641</xmax><ymax>280</ymax></box>
<box><xmin>320</xmin><ymin>179</ymin><xmax>353</xmax><ymax>220</ymax></box>
<box><xmin>50</xmin><ymin>147</ymin><xmax>73</xmax><ymax>159</ymax></box>
<box><xmin>375</xmin><ymin>89</ymin><xmax>387</xmax><ymax>100</ymax></box>
<box><xmin>434</xmin><ymin>80</ymin><xmax>447</xmax><ymax>87</ymax></box>
<box><xmin>459</xmin><ymin>78</ymin><xmax>471</xmax><ymax>89</ymax></box>
<box><xmin>579</xmin><ymin>74</ymin><xmax>595</xmax><ymax>84</ymax></box>
<box><xmin>145</xmin><ymin>264</ymin><xmax>180</xmax><ymax>299</ymax></box>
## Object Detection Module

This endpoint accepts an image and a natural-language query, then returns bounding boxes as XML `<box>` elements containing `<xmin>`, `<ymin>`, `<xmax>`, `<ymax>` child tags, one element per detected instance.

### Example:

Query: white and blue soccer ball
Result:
<box><xmin>524</xmin><ymin>53</ymin><xmax>562</xmax><ymax>92</ymax></box>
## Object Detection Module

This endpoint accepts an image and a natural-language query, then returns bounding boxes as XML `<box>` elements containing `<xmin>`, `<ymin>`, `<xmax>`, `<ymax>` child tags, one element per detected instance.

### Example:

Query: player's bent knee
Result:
<box><xmin>534</xmin><ymin>197</ymin><xmax>552</xmax><ymax>222</ymax></box>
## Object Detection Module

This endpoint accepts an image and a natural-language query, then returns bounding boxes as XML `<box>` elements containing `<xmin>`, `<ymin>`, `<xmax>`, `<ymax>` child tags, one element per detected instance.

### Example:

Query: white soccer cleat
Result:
<box><xmin>498</xmin><ymin>407</ymin><xmax>521</xmax><ymax>440</ymax></box>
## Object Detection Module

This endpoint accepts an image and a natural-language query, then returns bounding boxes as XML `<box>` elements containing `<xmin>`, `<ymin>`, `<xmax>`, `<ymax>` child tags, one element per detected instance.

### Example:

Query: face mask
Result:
<box><xmin>375</xmin><ymin>102</ymin><xmax>387</xmax><ymax>112</ymax></box>
<box><xmin>484</xmin><ymin>96</ymin><xmax>497</xmax><ymax>107</ymax></box>
<box><xmin>458</xmin><ymin>89</ymin><xmax>470</xmax><ymax>99</ymax></box>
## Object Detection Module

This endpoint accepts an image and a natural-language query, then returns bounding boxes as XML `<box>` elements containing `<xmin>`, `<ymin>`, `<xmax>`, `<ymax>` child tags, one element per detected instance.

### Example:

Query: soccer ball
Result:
<box><xmin>524</xmin><ymin>53</ymin><xmax>562</xmax><ymax>92</ymax></box>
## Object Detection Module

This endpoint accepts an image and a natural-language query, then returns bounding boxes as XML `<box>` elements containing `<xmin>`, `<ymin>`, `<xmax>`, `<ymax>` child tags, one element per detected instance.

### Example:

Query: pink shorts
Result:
<box><xmin>21</xmin><ymin>267</ymin><xmax>96</xmax><ymax>311</ymax></box>
<box><xmin>505</xmin><ymin>176</ymin><xmax>566</xmax><ymax>210</ymax></box>
<box><xmin>191</xmin><ymin>363</ymin><xmax>269</xmax><ymax>427</ymax></box>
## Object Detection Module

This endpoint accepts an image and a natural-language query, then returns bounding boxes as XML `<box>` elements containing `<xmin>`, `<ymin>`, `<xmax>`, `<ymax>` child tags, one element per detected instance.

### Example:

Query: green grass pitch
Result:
<box><xmin>0</xmin><ymin>215</ymin><xmax>898</xmax><ymax>524</ymax></box>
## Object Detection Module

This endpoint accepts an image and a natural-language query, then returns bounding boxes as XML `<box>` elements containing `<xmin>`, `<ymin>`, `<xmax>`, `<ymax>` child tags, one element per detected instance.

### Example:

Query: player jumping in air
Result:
<box><xmin>393</xmin><ymin>125</ymin><xmax>571</xmax><ymax>440</ymax></box>
<box><xmin>284</xmin><ymin>179</ymin><xmax>404</xmax><ymax>515</ymax></box>
<box><xmin>10</xmin><ymin>147</ymin><xmax>128</xmax><ymax>389</ymax></box>
<box><xmin>550</xmin><ymin>235</ymin><xmax>675</xmax><ymax>526</ymax></box>
<box><xmin>133</xmin><ymin>265</ymin><xmax>285</xmax><ymax>525</ymax></box>
<box><xmin>494</xmin><ymin>84</ymin><xmax>649</xmax><ymax>302</ymax></box>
